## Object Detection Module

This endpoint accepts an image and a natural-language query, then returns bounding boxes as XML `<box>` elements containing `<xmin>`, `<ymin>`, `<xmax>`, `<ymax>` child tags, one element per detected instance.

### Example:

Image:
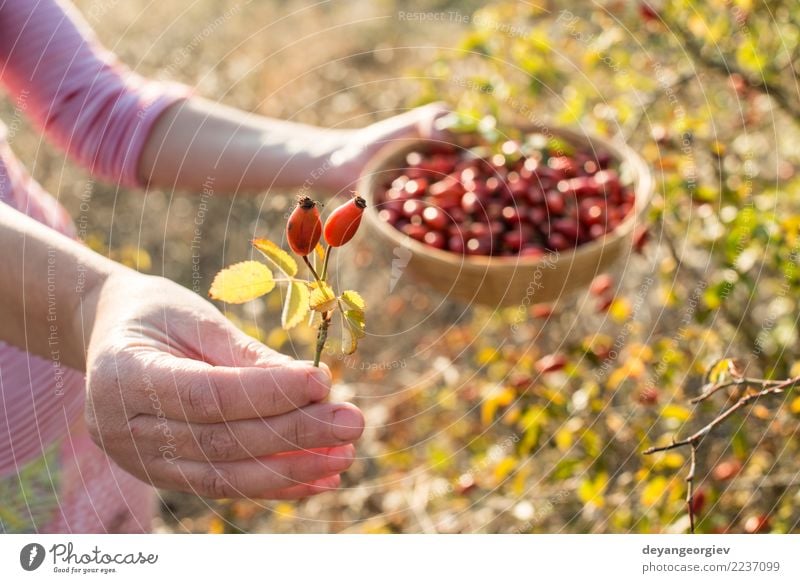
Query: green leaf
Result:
<box><xmin>252</xmin><ymin>238</ymin><xmax>297</xmax><ymax>277</ymax></box>
<box><xmin>282</xmin><ymin>281</ymin><xmax>310</xmax><ymax>330</ymax></box>
<box><xmin>340</xmin><ymin>290</ymin><xmax>366</xmax><ymax>311</ymax></box>
<box><xmin>209</xmin><ymin>261</ymin><xmax>275</xmax><ymax>304</ymax></box>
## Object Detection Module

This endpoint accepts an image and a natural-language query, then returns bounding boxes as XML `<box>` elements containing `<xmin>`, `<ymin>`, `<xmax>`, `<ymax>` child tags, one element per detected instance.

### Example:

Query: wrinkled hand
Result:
<box><xmin>83</xmin><ymin>271</ymin><xmax>364</xmax><ymax>499</ymax></box>
<box><xmin>324</xmin><ymin>102</ymin><xmax>451</xmax><ymax>192</ymax></box>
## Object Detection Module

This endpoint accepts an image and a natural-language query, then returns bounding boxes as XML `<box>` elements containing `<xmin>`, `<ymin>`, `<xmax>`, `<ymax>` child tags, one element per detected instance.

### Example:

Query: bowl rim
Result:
<box><xmin>357</xmin><ymin>125</ymin><xmax>654</xmax><ymax>270</ymax></box>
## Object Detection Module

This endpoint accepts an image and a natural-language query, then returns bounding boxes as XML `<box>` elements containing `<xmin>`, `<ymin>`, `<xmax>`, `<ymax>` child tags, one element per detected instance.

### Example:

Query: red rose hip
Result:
<box><xmin>287</xmin><ymin>196</ymin><xmax>322</xmax><ymax>256</ymax></box>
<box><xmin>324</xmin><ymin>195</ymin><xmax>367</xmax><ymax>247</ymax></box>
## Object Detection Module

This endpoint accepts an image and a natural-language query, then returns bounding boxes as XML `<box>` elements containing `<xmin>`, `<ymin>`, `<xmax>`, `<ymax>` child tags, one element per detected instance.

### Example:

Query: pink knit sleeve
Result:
<box><xmin>0</xmin><ymin>0</ymin><xmax>192</xmax><ymax>187</ymax></box>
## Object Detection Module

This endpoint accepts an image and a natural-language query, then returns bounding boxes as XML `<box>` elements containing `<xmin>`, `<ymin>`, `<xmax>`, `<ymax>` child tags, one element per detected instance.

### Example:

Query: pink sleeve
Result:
<box><xmin>0</xmin><ymin>0</ymin><xmax>192</xmax><ymax>187</ymax></box>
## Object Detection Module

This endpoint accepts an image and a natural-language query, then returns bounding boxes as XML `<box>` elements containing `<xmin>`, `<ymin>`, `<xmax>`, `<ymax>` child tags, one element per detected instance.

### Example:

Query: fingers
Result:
<box><xmin>131</xmin><ymin>351</ymin><xmax>332</xmax><ymax>422</ymax></box>
<box><xmin>150</xmin><ymin>445</ymin><xmax>356</xmax><ymax>499</ymax></box>
<box><xmin>261</xmin><ymin>474</ymin><xmax>342</xmax><ymax>500</ymax></box>
<box><xmin>412</xmin><ymin>102</ymin><xmax>452</xmax><ymax>141</ymax></box>
<box><xmin>371</xmin><ymin>103</ymin><xmax>452</xmax><ymax>144</ymax></box>
<box><xmin>130</xmin><ymin>402</ymin><xmax>365</xmax><ymax>461</ymax></box>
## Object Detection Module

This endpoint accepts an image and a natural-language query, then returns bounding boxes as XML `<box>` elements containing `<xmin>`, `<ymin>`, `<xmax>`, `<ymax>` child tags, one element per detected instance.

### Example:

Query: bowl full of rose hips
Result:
<box><xmin>358</xmin><ymin>125</ymin><xmax>653</xmax><ymax>307</ymax></box>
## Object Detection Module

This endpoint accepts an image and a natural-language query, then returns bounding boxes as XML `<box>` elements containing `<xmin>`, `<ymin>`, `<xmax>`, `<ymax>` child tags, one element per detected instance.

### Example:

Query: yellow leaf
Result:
<box><xmin>207</xmin><ymin>517</ymin><xmax>225</xmax><ymax>534</ymax></box>
<box><xmin>309</xmin><ymin>281</ymin><xmax>336</xmax><ymax>312</ymax></box>
<box><xmin>641</xmin><ymin>476</ymin><xmax>668</xmax><ymax>506</ymax></box>
<box><xmin>340</xmin><ymin>306</ymin><xmax>366</xmax><ymax>355</ymax></box>
<box><xmin>736</xmin><ymin>38</ymin><xmax>765</xmax><ymax>73</ymax></box>
<box><xmin>252</xmin><ymin>238</ymin><xmax>297</xmax><ymax>277</ymax></box>
<box><xmin>209</xmin><ymin>261</ymin><xmax>275</xmax><ymax>304</ymax></box>
<box><xmin>661</xmin><ymin>452</ymin><xmax>685</xmax><ymax>469</ymax></box>
<box><xmin>555</xmin><ymin>426</ymin><xmax>573</xmax><ymax>452</ymax></box>
<box><xmin>340</xmin><ymin>290</ymin><xmax>366</xmax><ymax>311</ymax></box>
<box><xmin>660</xmin><ymin>404</ymin><xmax>692</xmax><ymax>422</ymax></box>
<box><xmin>608</xmin><ymin>298</ymin><xmax>631</xmax><ymax>323</ymax></box>
<box><xmin>273</xmin><ymin>502</ymin><xmax>296</xmax><ymax>520</ymax></box>
<box><xmin>476</xmin><ymin>347</ymin><xmax>501</xmax><ymax>365</ymax></box>
<box><xmin>790</xmin><ymin>396</ymin><xmax>800</xmax><ymax>415</ymax></box>
<box><xmin>282</xmin><ymin>281</ymin><xmax>310</xmax><ymax>330</ymax></box>
<box><xmin>578</xmin><ymin>472</ymin><xmax>609</xmax><ymax>509</ymax></box>
<box><xmin>315</xmin><ymin>243</ymin><xmax>326</xmax><ymax>263</ymax></box>
<box><xmin>707</xmin><ymin>358</ymin><xmax>733</xmax><ymax>384</ymax></box>
<box><xmin>493</xmin><ymin>456</ymin><xmax>517</xmax><ymax>482</ymax></box>
<box><xmin>480</xmin><ymin>385</ymin><xmax>515</xmax><ymax>426</ymax></box>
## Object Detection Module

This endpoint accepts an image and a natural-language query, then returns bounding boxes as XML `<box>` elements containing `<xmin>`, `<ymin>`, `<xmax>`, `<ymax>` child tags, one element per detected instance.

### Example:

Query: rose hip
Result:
<box><xmin>287</xmin><ymin>196</ymin><xmax>322</xmax><ymax>256</ymax></box>
<box><xmin>545</xmin><ymin>192</ymin><xmax>565</xmax><ymax>215</ymax></box>
<box><xmin>323</xmin><ymin>195</ymin><xmax>367</xmax><ymax>248</ymax></box>
<box><xmin>429</xmin><ymin>175</ymin><xmax>465</xmax><ymax>198</ymax></box>
<box><xmin>461</xmin><ymin>191</ymin><xmax>482</xmax><ymax>215</ymax></box>
<box><xmin>402</xmin><ymin>223</ymin><xmax>427</xmax><ymax>242</ymax></box>
<box><xmin>404</xmin><ymin>179</ymin><xmax>428</xmax><ymax>196</ymax></box>
<box><xmin>402</xmin><ymin>199</ymin><xmax>426</xmax><ymax>219</ymax></box>
<box><xmin>423</xmin><ymin>230</ymin><xmax>447</xmax><ymax>249</ymax></box>
<box><xmin>448</xmin><ymin>234</ymin><xmax>466</xmax><ymax>253</ymax></box>
<box><xmin>422</xmin><ymin>206</ymin><xmax>448</xmax><ymax>231</ymax></box>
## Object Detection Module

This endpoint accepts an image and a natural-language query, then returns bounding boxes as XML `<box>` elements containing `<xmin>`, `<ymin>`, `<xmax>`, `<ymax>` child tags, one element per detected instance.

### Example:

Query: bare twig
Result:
<box><xmin>691</xmin><ymin>377</ymin><xmax>785</xmax><ymax>404</ymax></box>
<box><xmin>644</xmin><ymin>370</ymin><xmax>800</xmax><ymax>533</ymax></box>
<box><xmin>686</xmin><ymin>444</ymin><xmax>698</xmax><ymax>534</ymax></box>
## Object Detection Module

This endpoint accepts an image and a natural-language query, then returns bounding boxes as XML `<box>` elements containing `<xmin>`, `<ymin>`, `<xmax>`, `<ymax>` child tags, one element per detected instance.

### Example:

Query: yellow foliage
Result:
<box><xmin>209</xmin><ymin>261</ymin><xmax>275</xmax><ymax>304</ymax></box>
<box><xmin>481</xmin><ymin>385</ymin><xmax>515</xmax><ymax>426</ymax></box>
<box><xmin>640</xmin><ymin>476</ymin><xmax>668</xmax><ymax>506</ymax></box>
<box><xmin>578</xmin><ymin>472</ymin><xmax>609</xmax><ymax>509</ymax></box>
<box><xmin>252</xmin><ymin>238</ymin><xmax>297</xmax><ymax>276</ymax></box>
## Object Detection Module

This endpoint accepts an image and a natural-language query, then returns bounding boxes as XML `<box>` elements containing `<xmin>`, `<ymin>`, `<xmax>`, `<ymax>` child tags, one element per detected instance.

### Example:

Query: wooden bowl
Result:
<box><xmin>357</xmin><ymin>126</ymin><xmax>654</xmax><ymax>307</ymax></box>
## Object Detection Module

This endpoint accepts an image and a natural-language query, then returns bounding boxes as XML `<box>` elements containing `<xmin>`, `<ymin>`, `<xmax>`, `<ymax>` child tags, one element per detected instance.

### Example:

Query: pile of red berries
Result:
<box><xmin>375</xmin><ymin>136</ymin><xmax>636</xmax><ymax>257</ymax></box>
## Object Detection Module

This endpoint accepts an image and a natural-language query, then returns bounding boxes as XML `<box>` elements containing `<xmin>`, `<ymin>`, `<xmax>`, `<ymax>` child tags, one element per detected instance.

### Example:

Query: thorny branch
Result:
<box><xmin>643</xmin><ymin>365</ymin><xmax>800</xmax><ymax>533</ymax></box>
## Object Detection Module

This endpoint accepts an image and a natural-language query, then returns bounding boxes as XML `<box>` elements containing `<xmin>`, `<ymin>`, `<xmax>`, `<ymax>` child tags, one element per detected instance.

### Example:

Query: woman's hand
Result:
<box><xmin>83</xmin><ymin>271</ymin><xmax>364</xmax><ymax>500</ymax></box>
<box><xmin>323</xmin><ymin>103</ymin><xmax>452</xmax><ymax>192</ymax></box>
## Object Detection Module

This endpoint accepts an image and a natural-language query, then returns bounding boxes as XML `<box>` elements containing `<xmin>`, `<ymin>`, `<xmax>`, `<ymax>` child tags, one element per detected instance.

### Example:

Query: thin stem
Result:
<box><xmin>302</xmin><ymin>255</ymin><xmax>322</xmax><ymax>283</ymax></box>
<box><xmin>686</xmin><ymin>444</ymin><xmax>698</xmax><ymax>534</ymax></box>
<box><xmin>644</xmin><ymin>383</ymin><xmax>790</xmax><ymax>455</ymax></box>
<box><xmin>690</xmin><ymin>377</ymin><xmax>783</xmax><ymax>404</ymax></box>
<box><xmin>320</xmin><ymin>246</ymin><xmax>332</xmax><ymax>281</ymax></box>
<box><xmin>313</xmin><ymin>311</ymin><xmax>332</xmax><ymax>367</ymax></box>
